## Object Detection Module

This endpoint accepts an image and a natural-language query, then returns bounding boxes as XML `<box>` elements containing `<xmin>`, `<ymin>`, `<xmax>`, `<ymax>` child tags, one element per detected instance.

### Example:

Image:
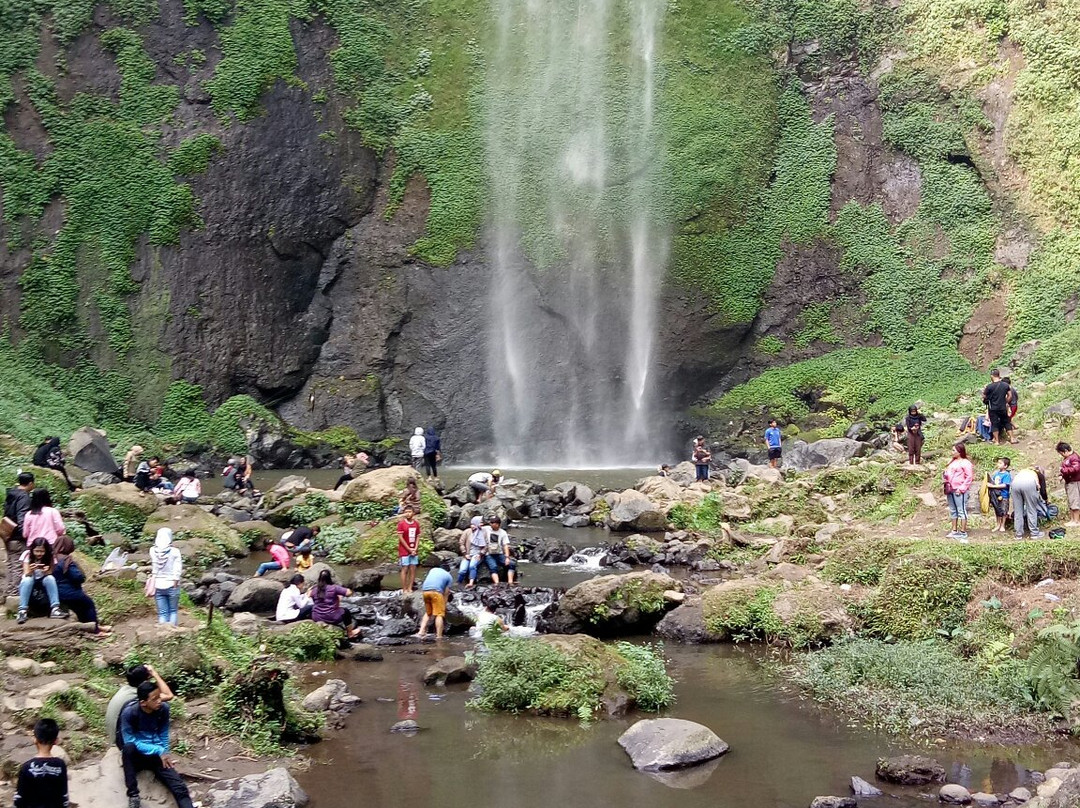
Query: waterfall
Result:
<box><xmin>485</xmin><ymin>0</ymin><xmax>668</xmax><ymax>467</ymax></box>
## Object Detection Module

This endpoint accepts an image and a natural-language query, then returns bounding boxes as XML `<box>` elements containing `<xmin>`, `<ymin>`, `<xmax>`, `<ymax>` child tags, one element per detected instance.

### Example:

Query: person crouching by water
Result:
<box><xmin>311</xmin><ymin>569</ymin><xmax>362</xmax><ymax>640</ymax></box>
<box><xmin>416</xmin><ymin>565</ymin><xmax>453</xmax><ymax>641</ymax></box>
<box><xmin>119</xmin><ymin>680</ymin><xmax>194</xmax><ymax>808</ymax></box>
<box><xmin>904</xmin><ymin>405</ymin><xmax>927</xmax><ymax>465</ymax></box>
<box><xmin>276</xmin><ymin>574</ymin><xmax>313</xmax><ymax>623</ymax></box>
<box><xmin>942</xmin><ymin>443</ymin><xmax>973</xmax><ymax>541</ymax></box>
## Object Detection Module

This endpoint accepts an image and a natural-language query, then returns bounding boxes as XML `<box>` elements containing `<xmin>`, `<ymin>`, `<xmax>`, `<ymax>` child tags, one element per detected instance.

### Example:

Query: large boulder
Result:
<box><xmin>528</xmin><ymin>537</ymin><xmax>575</xmax><ymax>563</ymax></box>
<box><xmin>341</xmin><ymin>466</ymin><xmax>419</xmax><ymax>505</ymax></box>
<box><xmin>876</xmin><ymin>755</ymin><xmax>946</xmax><ymax>785</ymax></box>
<box><xmin>225</xmin><ymin>578</ymin><xmax>284</xmax><ymax>613</ymax></box>
<box><xmin>78</xmin><ymin>483</ymin><xmax>159</xmax><ymax>517</ymax></box>
<box><xmin>423</xmin><ymin>656</ymin><xmax>477</xmax><ymax>685</ymax></box>
<box><xmin>538</xmin><ymin>571</ymin><xmax>681</xmax><ymax>636</ymax></box>
<box><xmin>206</xmin><ymin>767</ymin><xmax>310</xmax><ymax>808</ymax></box>
<box><xmin>67</xmin><ymin>427</ymin><xmax>121</xmax><ymax>475</ymax></box>
<box><xmin>785</xmin><ymin>438</ymin><xmax>870</xmax><ymax>471</ymax></box>
<box><xmin>636</xmin><ymin>476</ymin><xmax>705</xmax><ymax>507</ymax></box>
<box><xmin>68</xmin><ymin>748</ymin><xmax>178</xmax><ymax>807</ymax></box>
<box><xmin>617</xmin><ymin>718</ymin><xmax>729</xmax><ymax>771</ymax></box>
<box><xmin>143</xmin><ymin>505</ymin><xmax>248</xmax><ymax>558</ymax></box>
<box><xmin>654</xmin><ymin>599</ymin><xmax>723</xmax><ymax>644</ymax></box>
<box><xmin>607</xmin><ymin>489</ymin><xmax>666</xmax><ymax>532</ymax></box>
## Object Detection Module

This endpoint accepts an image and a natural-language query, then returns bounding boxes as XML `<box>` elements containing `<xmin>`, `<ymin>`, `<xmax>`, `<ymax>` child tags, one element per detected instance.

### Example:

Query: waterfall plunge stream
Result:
<box><xmin>485</xmin><ymin>0</ymin><xmax>667</xmax><ymax>467</ymax></box>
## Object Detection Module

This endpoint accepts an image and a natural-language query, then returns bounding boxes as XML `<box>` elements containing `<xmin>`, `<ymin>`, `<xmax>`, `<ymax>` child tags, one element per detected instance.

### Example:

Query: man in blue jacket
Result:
<box><xmin>119</xmin><ymin>681</ymin><xmax>193</xmax><ymax>808</ymax></box>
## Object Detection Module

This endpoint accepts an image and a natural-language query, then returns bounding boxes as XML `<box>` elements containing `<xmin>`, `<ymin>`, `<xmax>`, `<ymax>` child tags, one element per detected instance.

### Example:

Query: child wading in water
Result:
<box><xmin>988</xmin><ymin>456</ymin><xmax>1012</xmax><ymax>533</ymax></box>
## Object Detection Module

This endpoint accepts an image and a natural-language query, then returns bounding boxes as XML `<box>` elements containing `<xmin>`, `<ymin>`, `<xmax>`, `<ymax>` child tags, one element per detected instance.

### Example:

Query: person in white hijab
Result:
<box><xmin>149</xmin><ymin>528</ymin><xmax>183</xmax><ymax>625</ymax></box>
<box><xmin>409</xmin><ymin>427</ymin><xmax>426</xmax><ymax>472</ymax></box>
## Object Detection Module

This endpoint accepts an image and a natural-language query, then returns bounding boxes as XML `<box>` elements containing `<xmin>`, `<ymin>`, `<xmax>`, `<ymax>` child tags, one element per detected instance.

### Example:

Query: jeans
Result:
<box><xmin>946</xmin><ymin>491</ymin><xmax>968</xmax><ymax>520</ymax></box>
<box><xmin>155</xmin><ymin>586</ymin><xmax>180</xmax><ymax>624</ymax></box>
<box><xmin>256</xmin><ymin>562</ymin><xmax>282</xmax><ymax>576</ymax></box>
<box><xmin>19</xmin><ymin>574</ymin><xmax>59</xmax><ymax>610</ymax></box>
<box><xmin>695</xmin><ymin>463</ymin><xmax>710</xmax><ymax>481</ymax></box>
<box><xmin>121</xmin><ymin>744</ymin><xmax>193</xmax><ymax>808</ymax></box>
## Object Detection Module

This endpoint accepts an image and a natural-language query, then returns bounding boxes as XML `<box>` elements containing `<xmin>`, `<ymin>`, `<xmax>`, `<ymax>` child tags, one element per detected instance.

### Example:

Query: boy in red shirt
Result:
<box><xmin>397</xmin><ymin>506</ymin><xmax>421</xmax><ymax>594</ymax></box>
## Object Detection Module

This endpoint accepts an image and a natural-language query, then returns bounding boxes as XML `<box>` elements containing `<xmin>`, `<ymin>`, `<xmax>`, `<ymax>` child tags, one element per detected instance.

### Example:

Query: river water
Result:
<box><xmin>296</xmin><ymin>643</ymin><xmax>1068</xmax><ymax>807</ymax></box>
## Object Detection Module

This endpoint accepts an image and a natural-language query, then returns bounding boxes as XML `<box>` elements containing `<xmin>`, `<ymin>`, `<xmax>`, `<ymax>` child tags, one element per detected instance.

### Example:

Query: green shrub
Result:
<box><xmin>207</xmin><ymin>396</ymin><xmax>279</xmax><ymax>457</ymax></box>
<box><xmin>263</xmin><ymin>622</ymin><xmax>340</xmax><ymax>662</ymax></box>
<box><xmin>471</xmin><ymin>637</ymin><xmax>590</xmax><ymax>716</ymax></box>
<box><xmin>154</xmin><ymin>381</ymin><xmax>211</xmax><ymax>447</ymax></box>
<box><xmin>866</xmin><ymin>554</ymin><xmax>973</xmax><ymax>640</ymax></box>
<box><xmin>614</xmin><ymin>642</ymin><xmax>675</xmax><ymax>711</ymax></box>
<box><xmin>822</xmin><ymin>537</ymin><xmax>912</xmax><ymax>586</ymax></box>
<box><xmin>702</xmin><ymin>581</ymin><xmax>781</xmax><ymax>641</ymax></box>
<box><xmin>288</xmin><ymin>492</ymin><xmax>333</xmax><ymax>525</ymax></box>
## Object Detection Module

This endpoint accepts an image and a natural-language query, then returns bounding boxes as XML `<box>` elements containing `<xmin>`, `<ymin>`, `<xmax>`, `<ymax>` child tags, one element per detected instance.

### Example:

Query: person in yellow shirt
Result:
<box><xmin>295</xmin><ymin>548</ymin><xmax>313</xmax><ymax>572</ymax></box>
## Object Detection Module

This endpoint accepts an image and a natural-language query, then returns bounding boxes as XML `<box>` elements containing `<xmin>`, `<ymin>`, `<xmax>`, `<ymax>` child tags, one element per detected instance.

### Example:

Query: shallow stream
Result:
<box><xmin>296</xmin><ymin>644</ymin><xmax>1072</xmax><ymax>808</ymax></box>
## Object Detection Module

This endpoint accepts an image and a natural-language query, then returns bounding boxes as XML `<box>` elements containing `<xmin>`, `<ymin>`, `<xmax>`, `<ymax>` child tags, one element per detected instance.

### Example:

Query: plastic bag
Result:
<box><xmin>100</xmin><ymin>547</ymin><xmax>128</xmax><ymax>571</ymax></box>
<box><xmin>979</xmin><ymin>475</ymin><xmax>990</xmax><ymax>515</ymax></box>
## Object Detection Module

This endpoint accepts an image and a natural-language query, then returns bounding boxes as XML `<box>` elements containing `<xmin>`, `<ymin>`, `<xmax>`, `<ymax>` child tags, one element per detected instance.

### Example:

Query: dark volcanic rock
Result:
<box><xmin>876</xmin><ymin>755</ymin><xmax>946</xmax><ymax>785</ymax></box>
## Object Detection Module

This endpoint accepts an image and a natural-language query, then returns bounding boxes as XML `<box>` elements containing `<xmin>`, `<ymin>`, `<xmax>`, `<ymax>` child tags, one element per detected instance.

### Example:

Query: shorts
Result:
<box><xmin>767</xmin><ymin>447</ymin><xmax>782</xmax><ymax>460</ymax></box>
<box><xmin>990</xmin><ymin>490</ymin><xmax>1010</xmax><ymax>518</ymax></box>
<box><xmin>988</xmin><ymin>409</ymin><xmax>1009</xmax><ymax>435</ymax></box>
<box><xmin>1067</xmin><ymin>481</ymin><xmax>1080</xmax><ymax>511</ymax></box>
<box><xmin>423</xmin><ymin>590</ymin><xmax>446</xmax><ymax>617</ymax></box>
<box><xmin>947</xmin><ymin>491</ymin><xmax>969</xmax><ymax>520</ymax></box>
<box><xmin>399</xmin><ymin>554</ymin><xmax>418</xmax><ymax>566</ymax></box>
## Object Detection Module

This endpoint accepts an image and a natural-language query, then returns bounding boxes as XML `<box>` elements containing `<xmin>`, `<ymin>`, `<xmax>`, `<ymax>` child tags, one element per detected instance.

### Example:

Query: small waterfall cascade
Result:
<box><xmin>485</xmin><ymin>0</ymin><xmax>668</xmax><ymax>467</ymax></box>
<box><xmin>560</xmin><ymin>546</ymin><xmax>610</xmax><ymax>569</ymax></box>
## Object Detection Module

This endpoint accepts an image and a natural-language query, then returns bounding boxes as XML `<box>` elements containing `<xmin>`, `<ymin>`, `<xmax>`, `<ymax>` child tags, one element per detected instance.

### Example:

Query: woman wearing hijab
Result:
<box><xmin>149</xmin><ymin>528</ymin><xmax>183</xmax><ymax>625</ymax></box>
<box><xmin>32</xmin><ymin>437</ymin><xmax>76</xmax><ymax>491</ymax></box>
<box><xmin>52</xmin><ymin>535</ymin><xmax>109</xmax><ymax>635</ymax></box>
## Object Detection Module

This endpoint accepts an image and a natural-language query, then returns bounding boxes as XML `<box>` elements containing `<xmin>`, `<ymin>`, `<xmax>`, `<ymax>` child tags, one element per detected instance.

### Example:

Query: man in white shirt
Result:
<box><xmin>276</xmin><ymin>574</ymin><xmax>313</xmax><ymax>623</ymax></box>
<box><xmin>467</xmin><ymin>469</ymin><xmax>501</xmax><ymax>503</ymax></box>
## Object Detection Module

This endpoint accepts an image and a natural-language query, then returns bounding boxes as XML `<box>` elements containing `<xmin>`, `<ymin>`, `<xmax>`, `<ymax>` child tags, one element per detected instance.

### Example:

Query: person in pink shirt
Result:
<box><xmin>942</xmin><ymin>443</ymin><xmax>974</xmax><ymax>540</ymax></box>
<box><xmin>22</xmin><ymin>489</ymin><xmax>67</xmax><ymax>547</ymax></box>
<box><xmin>256</xmin><ymin>540</ymin><xmax>291</xmax><ymax>576</ymax></box>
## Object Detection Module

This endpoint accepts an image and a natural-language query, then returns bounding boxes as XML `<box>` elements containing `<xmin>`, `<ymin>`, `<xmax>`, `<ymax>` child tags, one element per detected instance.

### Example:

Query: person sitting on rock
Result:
<box><xmin>333</xmin><ymin>452</ymin><xmax>368</xmax><ymax>490</ymax></box>
<box><xmin>276</xmin><ymin>573</ymin><xmax>313</xmax><ymax>623</ymax></box>
<box><xmin>485</xmin><ymin>516</ymin><xmax>516</xmax><ymax>586</ymax></box>
<box><xmin>52</xmin><ymin>535</ymin><xmax>110</xmax><ymax>635</ymax></box>
<box><xmin>311</xmin><ymin>569</ymin><xmax>361</xmax><ymax>639</ymax></box>
<box><xmin>457</xmin><ymin>515</ymin><xmax>490</xmax><ymax>589</ymax></box>
<box><xmin>150</xmin><ymin>462</ymin><xmax>173</xmax><ymax>495</ymax></box>
<box><xmin>133</xmin><ymin>458</ymin><xmax>155</xmax><ymax>493</ymax></box>
<box><xmin>467</xmin><ymin>470</ymin><xmax>501</xmax><ymax>503</ymax></box>
<box><xmin>171</xmin><ymin>472</ymin><xmax>201</xmax><ymax>505</ymax></box>
<box><xmin>22</xmin><ymin>489</ymin><xmax>67</xmax><ymax>548</ymax></box>
<box><xmin>256</xmin><ymin>539</ymin><xmax>291</xmax><ymax>577</ymax></box>
<box><xmin>105</xmin><ymin>664</ymin><xmax>173</xmax><ymax>746</ymax></box>
<box><xmin>32</xmin><ymin>437</ymin><xmax>75</xmax><ymax>491</ymax></box>
<box><xmin>397</xmin><ymin>478</ymin><xmax>421</xmax><ymax>514</ymax></box>
<box><xmin>17</xmin><ymin>538</ymin><xmax>68</xmax><ymax>624</ymax></box>
<box><xmin>119</xmin><ymin>680</ymin><xmax>194</xmax><ymax>808</ymax></box>
<box><xmin>295</xmin><ymin>546</ymin><xmax>313</xmax><ymax>572</ymax></box>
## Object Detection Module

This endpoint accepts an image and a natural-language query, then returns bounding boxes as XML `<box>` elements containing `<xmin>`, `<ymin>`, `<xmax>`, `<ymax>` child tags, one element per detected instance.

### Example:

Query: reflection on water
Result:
<box><xmin>297</xmin><ymin>644</ymin><xmax>1074</xmax><ymax>808</ymax></box>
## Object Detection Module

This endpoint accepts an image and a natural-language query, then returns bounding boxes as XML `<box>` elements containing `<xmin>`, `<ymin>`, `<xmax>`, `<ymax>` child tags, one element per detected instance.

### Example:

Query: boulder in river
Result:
<box><xmin>851</xmin><ymin>776</ymin><xmax>882</xmax><ymax>797</ymax></box>
<box><xmin>225</xmin><ymin>578</ymin><xmax>284</xmax><ymax>613</ymax></box>
<box><xmin>537</xmin><ymin>571</ymin><xmax>681</xmax><ymax>636</ymax></box>
<box><xmin>423</xmin><ymin>656</ymin><xmax>477</xmax><ymax>686</ymax></box>
<box><xmin>876</xmin><ymin>755</ymin><xmax>946</xmax><ymax>785</ymax></box>
<box><xmin>810</xmin><ymin>799</ymin><xmax>857</xmax><ymax>808</ymax></box>
<box><xmin>654</xmin><ymin>599</ymin><xmax>724</xmax><ymax>644</ymax></box>
<box><xmin>607</xmin><ymin>489</ymin><xmax>666</xmax><ymax>532</ymax></box>
<box><xmin>68</xmin><ymin>426</ymin><xmax>121</xmax><ymax>475</ymax></box>
<box><xmin>617</xmin><ymin>718</ymin><xmax>729</xmax><ymax>771</ymax></box>
<box><xmin>342</xmin><ymin>466</ymin><xmax>422</xmax><ymax>506</ymax></box>
<box><xmin>206</xmin><ymin>767</ymin><xmax>310</xmax><ymax>808</ymax></box>
<box><xmin>528</xmin><ymin>537</ymin><xmax>575</xmax><ymax>563</ymax></box>
<box><xmin>939</xmin><ymin>784</ymin><xmax>972</xmax><ymax>804</ymax></box>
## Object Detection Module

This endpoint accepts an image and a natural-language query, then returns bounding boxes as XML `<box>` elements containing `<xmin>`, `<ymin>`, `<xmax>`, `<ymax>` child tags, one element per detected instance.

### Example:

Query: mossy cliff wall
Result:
<box><xmin>0</xmin><ymin>0</ymin><xmax>1073</xmax><ymax>452</ymax></box>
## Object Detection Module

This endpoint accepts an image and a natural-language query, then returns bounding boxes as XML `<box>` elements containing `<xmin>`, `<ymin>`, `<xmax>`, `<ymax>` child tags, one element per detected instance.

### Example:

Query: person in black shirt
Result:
<box><xmin>14</xmin><ymin>718</ymin><xmax>68</xmax><ymax>808</ymax></box>
<box><xmin>4</xmin><ymin>472</ymin><xmax>35</xmax><ymax>596</ymax></box>
<box><xmin>982</xmin><ymin>369</ymin><xmax>1012</xmax><ymax>445</ymax></box>
<box><xmin>903</xmin><ymin>405</ymin><xmax>928</xmax><ymax>465</ymax></box>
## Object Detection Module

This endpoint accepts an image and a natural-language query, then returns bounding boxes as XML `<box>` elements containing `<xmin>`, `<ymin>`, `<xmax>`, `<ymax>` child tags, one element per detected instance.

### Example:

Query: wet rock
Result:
<box><xmin>432</xmin><ymin>527</ymin><xmax>461</xmax><ymax>551</ymax></box>
<box><xmin>851</xmin><ymin>776</ymin><xmax>882</xmax><ymax>797</ymax></box>
<box><xmin>206</xmin><ymin>767</ymin><xmax>310</xmax><ymax>808</ymax></box>
<box><xmin>970</xmin><ymin>793</ymin><xmax>998</xmax><ymax>807</ymax></box>
<box><xmin>617</xmin><ymin>718</ymin><xmax>729</xmax><ymax>771</ymax></box>
<box><xmin>391</xmin><ymin>719</ymin><xmax>419</xmax><ymax>733</ymax></box>
<box><xmin>811</xmin><ymin>799</ymin><xmax>856</xmax><ymax>808</ymax></box>
<box><xmin>538</xmin><ymin>571</ymin><xmax>681</xmax><ymax>636</ymax></box>
<box><xmin>529</xmin><ymin>537</ymin><xmax>575</xmax><ymax>563</ymax></box>
<box><xmin>561</xmin><ymin>514</ymin><xmax>591</xmax><ymax>528</ymax></box>
<box><xmin>350</xmin><ymin>644</ymin><xmax>384</xmax><ymax>662</ymax></box>
<box><xmin>876</xmin><ymin>755</ymin><xmax>946</xmax><ymax>785</ymax></box>
<box><xmin>348</xmin><ymin>568</ymin><xmax>387</xmax><ymax>593</ymax></box>
<box><xmin>377</xmin><ymin>617</ymin><xmax>419</xmax><ymax>637</ymax></box>
<box><xmin>301</xmin><ymin>679</ymin><xmax>358</xmax><ymax>713</ymax></box>
<box><xmin>1008</xmin><ymin>787</ymin><xmax>1030</xmax><ymax>803</ymax></box>
<box><xmin>607</xmin><ymin>489</ymin><xmax>666</xmax><ymax>532</ymax></box>
<box><xmin>423</xmin><ymin>656</ymin><xmax>477</xmax><ymax>686</ymax></box>
<box><xmin>68</xmin><ymin>427</ymin><xmax>121</xmax><ymax>475</ymax></box>
<box><xmin>654</xmin><ymin>600</ymin><xmax>723</xmax><ymax>644</ymax></box>
<box><xmin>225</xmin><ymin>578</ymin><xmax>285</xmax><ymax>613</ymax></box>
<box><xmin>939</xmin><ymin>784</ymin><xmax>972</xmax><ymax>804</ymax></box>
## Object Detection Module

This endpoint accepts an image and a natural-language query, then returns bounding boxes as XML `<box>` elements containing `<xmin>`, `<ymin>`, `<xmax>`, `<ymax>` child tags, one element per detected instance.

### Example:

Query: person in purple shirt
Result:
<box><xmin>310</xmin><ymin>569</ymin><xmax>361</xmax><ymax>639</ymax></box>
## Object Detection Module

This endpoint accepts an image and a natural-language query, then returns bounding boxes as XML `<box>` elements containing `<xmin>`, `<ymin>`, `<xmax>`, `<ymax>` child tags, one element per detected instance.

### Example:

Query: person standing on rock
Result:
<box><xmin>409</xmin><ymin>427</ymin><xmax>426</xmax><ymax>473</ymax></box>
<box><xmin>397</xmin><ymin>505</ymin><xmax>421</xmax><ymax>594</ymax></box>
<box><xmin>1057</xmin><ymin>442</ymin><xmax>1080</xmax><ymax>526</ymax></box>
<box><xmin>423</xmin><ymin>427</ymin><xmax>441</xmax><ymax>482</ymax></box>
<box><xmin>14</xmin><ymin>718</ymin><xmax>67</xmax><ymax>808</ymax></box>
<box><xmin>904</xmin><ymin>405</ymin><xmax>928</xmax><ymax>465</ymax></box>
<box><xmin>148</xmin><ymin>528</ymin><xmax>183</xmax><ymax>626</ymax></box>
<box><xmin>1012</xmin><ymin>467</ymin><xmax>1045</xmax><ymax>539</ymax></box>
<box><xmin>692</xmin><ymin>437</ymin><xmax>711</xmax><ymax>482</ymax></box>
<box><xmin>417</xmin><ymin>565</ymin><xmax>453</xmax><ymax>640</ymax></box>
<box><xmin>4</xmin><ymin>471</ymin><xmax>34</xmax><ymax>595</ymax></box>
<box><xmin>122</xmin><ymin>445</ymin><xmax>144</xmax><ymax>482</ymax></box>
<box><xmin>943</xmin><ymin>443</ymin><xmax>974</xmax><ymax>541</ymax></box>
<box><xmin>982</xmin><ymin>369</ymin><xmax>1012</xmax><ymax>446</ymax></box>
<box><xmin>106</xmin><ymin>665</ymin><xmax>174</xmax><ymax>746</ymax></box>
<box><xmin>119</xmin><ymin>680</ymin><xmax>194</xmax><ymax>808</ymax></box>
<box><xmin>764</xmin><ymin>420</ymin><xmax>783</xmax><ymax>469</ymax></box>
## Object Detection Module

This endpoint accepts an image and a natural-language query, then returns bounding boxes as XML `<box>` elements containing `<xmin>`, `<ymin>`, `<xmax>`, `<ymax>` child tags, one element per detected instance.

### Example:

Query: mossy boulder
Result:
<box><xmin>342</xmin><ymin>516</ymin><xmax>434</xmax><ymax>563</ymax></box>
<box><xmin>538</xmin><ymin>572</ymin><xmax>682</xmax><ymax>637</ymax></box>
<box><xmin>341</xmin><ymin>466</ymin><xmax>421</xmax><ymax>506</ymax></box>
<box><xmin>866</xmin><ymin>554</ymin><xmax>973</xmax><ymax>640</ymax></box>
<box><xmin>771</xmin><ymin>582</ymin><xmax>857</xmax><ymax>647</ymax></box>
<box><xmin>75</xmin><ymin>484</ymin><xmax>158</xmax><ymax>540</ymax></box>
<box><xmin>142</xmin><ymin>505</ymin><xmax>248</xmax><ymax>561</ymax></box>
<box><xmin>702</xmin><ymin>579</ymin><xmax>780</xmax><ymax>640</ymax></box>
